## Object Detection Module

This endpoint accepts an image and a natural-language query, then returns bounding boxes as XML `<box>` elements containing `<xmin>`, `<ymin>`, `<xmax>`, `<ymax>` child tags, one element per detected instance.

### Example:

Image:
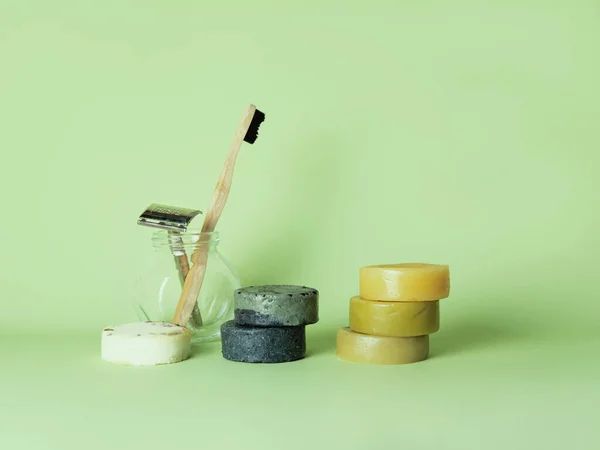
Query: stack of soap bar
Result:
<box><xmin>337</xmin><ymin>263</ymin><xmax>450</xmax><ymax>365</ymax></box>
<box><xmin>221</xmin><ymin>285</ymin><xmax>319</xmax><ymax>363</ymax></box>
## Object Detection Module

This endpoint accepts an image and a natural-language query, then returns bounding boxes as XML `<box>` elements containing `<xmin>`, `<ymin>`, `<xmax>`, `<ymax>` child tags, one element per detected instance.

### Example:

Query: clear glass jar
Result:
<box><xmin>132</xmin><ymin>230</ymin><xmax>239</xmax><ymax>343</ymax></box>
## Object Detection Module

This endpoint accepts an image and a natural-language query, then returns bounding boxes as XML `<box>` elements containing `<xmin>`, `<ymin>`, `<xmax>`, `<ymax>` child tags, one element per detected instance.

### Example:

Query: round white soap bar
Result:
<box><xmin>101</xmin><ymin>322</ymin><xmax>191</xmax><ymax>366</ymax></box>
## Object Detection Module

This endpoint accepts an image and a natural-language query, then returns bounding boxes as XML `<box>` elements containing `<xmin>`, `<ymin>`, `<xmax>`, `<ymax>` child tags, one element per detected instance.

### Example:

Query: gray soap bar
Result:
<box><xmin>234</xmin><ymin>285</ymin><xmax>319</xmax><ymax>326</ymax></box>
<box><xmin>220</xmin><ymin>320</ymin><xmax>306</xmax><ymax>363</ymax></box>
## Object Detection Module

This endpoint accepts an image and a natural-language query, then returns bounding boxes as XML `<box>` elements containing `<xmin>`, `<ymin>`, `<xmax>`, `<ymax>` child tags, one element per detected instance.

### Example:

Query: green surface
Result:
<box><xmin>1</xmin><ymin>1</ymin><xmax>599</xmax><ymax>448</ymax></box>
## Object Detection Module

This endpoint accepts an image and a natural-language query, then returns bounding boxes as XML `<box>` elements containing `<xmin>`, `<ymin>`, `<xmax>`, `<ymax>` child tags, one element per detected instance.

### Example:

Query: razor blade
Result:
<box><xmin>137</xmin><ymin>203</ymin><xmax>202</xmax><ymax>232</ymax></box>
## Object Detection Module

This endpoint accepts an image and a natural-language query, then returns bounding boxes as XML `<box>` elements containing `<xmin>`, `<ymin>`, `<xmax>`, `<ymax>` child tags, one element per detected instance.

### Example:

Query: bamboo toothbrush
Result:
<box><xmin>172</xmin><ymin>104</ymin><xmax>265</xmax><ymax>326</ymax></box>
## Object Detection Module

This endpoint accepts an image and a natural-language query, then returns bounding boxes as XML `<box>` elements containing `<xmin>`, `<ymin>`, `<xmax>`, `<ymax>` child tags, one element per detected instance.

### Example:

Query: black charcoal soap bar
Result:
<box><xmin>220</xmin><ymin>320</ymin><xmax>306</xmax><ymax>363</ymax></box>
<box><xmin>234</xmin><ymin>285</ymin><xmax>319</xmax><ymax>326</ymax></box>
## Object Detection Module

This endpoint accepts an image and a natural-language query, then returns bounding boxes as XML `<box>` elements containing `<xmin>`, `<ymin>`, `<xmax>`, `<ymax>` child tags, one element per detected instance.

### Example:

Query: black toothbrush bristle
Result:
<box><xmin>243</xmin><ymin>109</ymin><xmax>265</xmax><ymax>144</ymax></box>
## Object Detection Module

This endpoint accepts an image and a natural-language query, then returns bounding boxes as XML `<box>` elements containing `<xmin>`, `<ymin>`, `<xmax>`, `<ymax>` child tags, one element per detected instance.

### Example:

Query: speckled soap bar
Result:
<box><xmin>101</xmin><ymin>322</ymin><xmax>191</xmax><ymax>366</ymax></box>
<box><xmin>234</xmin><ymin>285</ymin><xmax>319</xmax><ymax>326</ymax></box>
<box><xmin>220</xmin><ymin>320</ymin><xmax>306</xmax><ymax>363</ymax></box>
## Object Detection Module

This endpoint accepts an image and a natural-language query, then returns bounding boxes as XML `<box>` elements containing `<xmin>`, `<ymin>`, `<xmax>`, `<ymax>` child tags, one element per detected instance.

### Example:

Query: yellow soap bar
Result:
<box><xmin>349</xmin><ymin>296</ymin><xmax>439</xmax><ymax>337</ymax></box>
<box><xmin>336</xmin><ymin>327</ymin><xmax>429</xmax><ymax>365</ymax></box>
<box><xmin>359</xmin><ymin>263</ymin><xmax>450</xmax><ymax>302</ymax></box>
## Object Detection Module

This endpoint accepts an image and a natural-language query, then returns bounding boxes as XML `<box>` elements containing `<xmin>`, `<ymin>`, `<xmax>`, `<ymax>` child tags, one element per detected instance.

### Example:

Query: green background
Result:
<box><xmin>1</xmin><ymin>1</ymin><xmax>599</xmax><ymax>448</ymax></box>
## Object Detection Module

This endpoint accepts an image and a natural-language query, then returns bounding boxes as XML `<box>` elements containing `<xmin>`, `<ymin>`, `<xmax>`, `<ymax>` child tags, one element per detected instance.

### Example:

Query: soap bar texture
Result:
<box><xmin>234</xmin><ymin>285</ymin><xmax>319</xmax><ymax>326</ymax></box>
<box><xmin>360</xmin><ymin>263</ymin><xmax>450</xmax><ymax>302</ymax></box>
<box><xmin>336</xmin><ymin>327</ymin><xmax>429</xmax><ymax>365</ymax></box>
<box><xmin>101</xmin><ymin>322</ymin><xmax>191</xmax><ymax>366</ymax></box>
<box><xmin>221</xmin><ymin>320</ymin><xmax>306</xmax><ymax>363</ymax></box>
<box><xmin>349</xmin><ymin>296</ymin><xmax>439</xmax><ymax>337</ymax></box>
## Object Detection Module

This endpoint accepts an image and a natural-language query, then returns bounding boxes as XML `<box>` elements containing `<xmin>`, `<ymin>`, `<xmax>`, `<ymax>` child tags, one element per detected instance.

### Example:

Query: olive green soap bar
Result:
<box><xmin>234</xmin><ymin>285</ymin><xmax>319</xmax><ymax>327</ymax></box>
<box><xmin>349</xmin><ymin>296</ymin><xmax>439</xmax><ymax>337</ymax></box>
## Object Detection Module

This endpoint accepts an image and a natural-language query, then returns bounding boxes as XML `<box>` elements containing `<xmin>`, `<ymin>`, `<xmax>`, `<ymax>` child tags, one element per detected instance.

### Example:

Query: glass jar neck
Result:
<box><xmin>151</xmin><ymin>229</ymin><xmax>219</xmax><ymax>253</ymax></box>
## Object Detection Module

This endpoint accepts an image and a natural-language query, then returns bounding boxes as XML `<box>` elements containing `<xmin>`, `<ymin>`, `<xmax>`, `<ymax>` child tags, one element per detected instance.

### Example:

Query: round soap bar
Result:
<box><xmin>336</xmin><ymin>327</ymin><xmax>429</xmax><ymax>365</ymax></box>
<box><xmin>101</xmin><ymin>322</ymin><xmax>191</xmax><ymax>366</ymax></box>
<box><xmin>220</xmin><ymin>320</ymin><xmax>306</xmax><ymax>363</ymax></box>
<box><xmin>234</xmin><ymin>285</ymin><xmax>319</xmax><ymax>326</ymax></box>
<box><xmin>349</xmin><ymin>296</ymin><xmax>440</xmax><ymax>337</ymax></box>
<box><xmin>359</xmin><ymin>263</ymin><xmax>450</xmax><ymax>302</ymax></box>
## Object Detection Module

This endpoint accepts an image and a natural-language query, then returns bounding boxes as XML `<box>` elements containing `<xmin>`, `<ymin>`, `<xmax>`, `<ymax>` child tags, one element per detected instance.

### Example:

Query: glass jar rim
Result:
<box><xmin>151</xmin><ymin>229</ymin><xmax>220</xmax><ymax>249</ymax></box>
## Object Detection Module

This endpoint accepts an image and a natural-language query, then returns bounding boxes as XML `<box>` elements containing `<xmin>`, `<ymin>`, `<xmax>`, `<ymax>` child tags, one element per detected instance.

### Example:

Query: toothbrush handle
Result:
<box><xmin>172</xmin><ymin>105</ymin><xmax>256</xmax><ymax>327</ymax></box>
<box><xmin>201</xmin><ymin>105</ymin><xmax>255</xmax><ymax>233</ymax></box>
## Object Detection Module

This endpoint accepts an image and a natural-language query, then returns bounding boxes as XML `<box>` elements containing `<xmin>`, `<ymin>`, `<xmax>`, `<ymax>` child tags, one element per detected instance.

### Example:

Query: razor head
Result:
<box><xmin>137</xmin><ymin>203</ymin><xmax>202</xmax><ymax>232</ymax></box>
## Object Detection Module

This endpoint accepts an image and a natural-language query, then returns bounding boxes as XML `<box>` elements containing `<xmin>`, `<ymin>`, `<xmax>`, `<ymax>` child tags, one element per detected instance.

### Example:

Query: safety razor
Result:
<box><xmin>137</xmin><ymin>203</ymin><xmax>204</xmax><ymax>327</ymax></box>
